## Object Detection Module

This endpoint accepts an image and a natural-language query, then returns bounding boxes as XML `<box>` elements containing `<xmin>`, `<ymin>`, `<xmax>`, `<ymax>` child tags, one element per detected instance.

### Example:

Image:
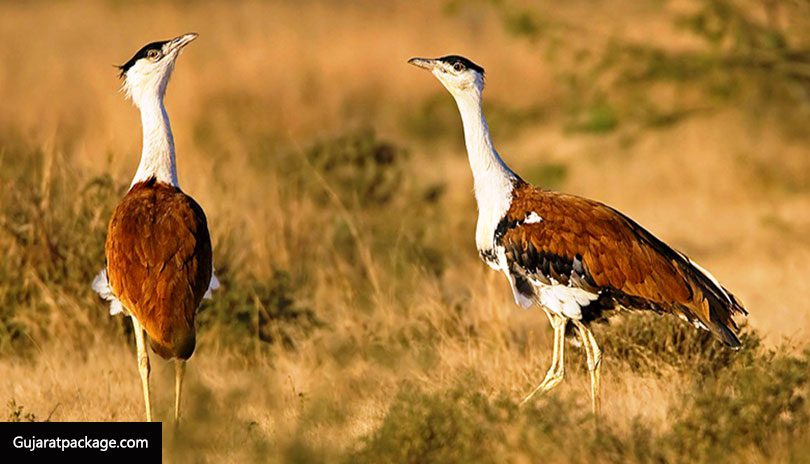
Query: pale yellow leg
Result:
<box><xmin>587</xmin><ymin>327</ymin><xmax>602</xmax><ymax>416</ymax></box>
<box><xmin>572</xmin><ymin>320</ymin><xmax>602</xmax><ymax>416</ymax></box>
<box><xmin>542</xmin><ymin>315</ymin><xmax>566</xmax><ymax>392</ymax></box>
<box><xmin>131</xmin><ymin>317</ymin><xmax>152</xmax><ymax>422</ymax></box>
<box><xmin>521</xmin><ymin>313</ymin><xmax>566</xmax><ymax>405</ymax></box>
<box><xmin>175</xmin><ymin>360</ymin><xmax>186</xmax><ymax>425</ymax></box>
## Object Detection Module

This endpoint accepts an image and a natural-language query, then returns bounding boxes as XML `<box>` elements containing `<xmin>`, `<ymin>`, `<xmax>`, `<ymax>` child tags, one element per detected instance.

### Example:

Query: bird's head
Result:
<box><xmin>118</xmin><ymin>33</ymin><xmax>198</xmax><ymax>106</ymax></box>
<box><xmin>408</xmin><ymin>55</ymin><xmax>485</xmax><ymax>99</ymax></box>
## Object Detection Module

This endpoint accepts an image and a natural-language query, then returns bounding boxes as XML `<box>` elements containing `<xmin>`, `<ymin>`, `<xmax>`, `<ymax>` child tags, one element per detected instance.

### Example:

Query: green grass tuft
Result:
<box><xmin>596</xmin><ymin>313</ymin><xmax>761</xmax><ymax>376</ymax></box>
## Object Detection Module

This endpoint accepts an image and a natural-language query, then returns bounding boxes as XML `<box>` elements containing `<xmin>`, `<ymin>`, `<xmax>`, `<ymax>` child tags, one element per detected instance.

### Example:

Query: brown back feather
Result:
<box><xmin>105</xmin><ymin>179</ymin><xmax>212</xmax><ymax>359</ymax></box>
<box><xmin>501</xmin><ymin>183</ymin><xmax>746</xmax><ymax>347</ymax></box>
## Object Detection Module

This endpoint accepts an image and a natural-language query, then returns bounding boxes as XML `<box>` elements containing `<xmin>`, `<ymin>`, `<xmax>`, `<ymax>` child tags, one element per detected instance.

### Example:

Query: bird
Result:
<box><xmin>93</xmin><ymin>33</ymin><xmax>218</xmax><ymax>423</ymax></box>
<box><xmin>408</xmin><ymin>55</ymin><xmax>748</xmax><ymax>415</ymax></box>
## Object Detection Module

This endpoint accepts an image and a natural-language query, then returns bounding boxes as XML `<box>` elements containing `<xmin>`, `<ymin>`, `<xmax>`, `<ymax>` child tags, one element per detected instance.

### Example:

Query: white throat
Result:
<box><xmin>452</xmin><ymin>91</ymin><xmax>519</xmax><ymax>251</ymax></box>
<box><xmin>130</xmin><ymin>96</ymin><xmax>179</xmax><ymax>188</ymax></box>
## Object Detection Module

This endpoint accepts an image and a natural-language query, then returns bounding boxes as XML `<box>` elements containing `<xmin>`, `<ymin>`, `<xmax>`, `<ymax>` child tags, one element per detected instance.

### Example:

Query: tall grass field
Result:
<box><xmin>2</xmin><ymin>0</ymin><xmax>810</xmax><ymax>462</ymax></box>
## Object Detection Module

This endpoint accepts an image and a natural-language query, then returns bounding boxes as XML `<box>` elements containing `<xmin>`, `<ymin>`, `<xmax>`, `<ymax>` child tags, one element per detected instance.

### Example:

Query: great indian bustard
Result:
<box><xmin>409</xmin><ymin>55</ymin><xmax>748</xmax><ymax>414</ymax></box>
<box><xmin>93</xmin><ymin>33</ymin><xmax>218</xmax><ymax>422</ymax></box>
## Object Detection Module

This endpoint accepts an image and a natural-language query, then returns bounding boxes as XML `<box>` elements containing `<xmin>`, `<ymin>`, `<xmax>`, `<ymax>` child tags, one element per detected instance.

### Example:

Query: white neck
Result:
<box><xmin>451</xmin><ymin>90</ymin><xmax>520</xmax><ymax>251</ymax></box>
<box><xmin>130</xmin><ymin>96</ymin><xmax>179</xmax><ymax>188</ymax></box>
<box><xmin>453</xmin><ymin>92</ymin><xmax>518</xmax><ymax>202</ymax></box>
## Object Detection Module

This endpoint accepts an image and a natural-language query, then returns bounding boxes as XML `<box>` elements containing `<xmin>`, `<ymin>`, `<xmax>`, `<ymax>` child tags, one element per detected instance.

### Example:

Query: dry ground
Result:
<box><xmin>1</xmin><ymin>1</ymin><xmax>810</xmax><ymax>462</ymax></box>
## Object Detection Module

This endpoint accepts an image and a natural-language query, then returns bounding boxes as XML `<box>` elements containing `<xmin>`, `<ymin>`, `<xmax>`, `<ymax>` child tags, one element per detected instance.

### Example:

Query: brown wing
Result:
<box><xmin>105</xmin><ymin>179</ymin><xmax>212</xmax><ymax>359</ymax></box>
<box><xmin>500</xmin><ymin>183</ymin><xmax>746</xmax><ymax>347</ymax></box>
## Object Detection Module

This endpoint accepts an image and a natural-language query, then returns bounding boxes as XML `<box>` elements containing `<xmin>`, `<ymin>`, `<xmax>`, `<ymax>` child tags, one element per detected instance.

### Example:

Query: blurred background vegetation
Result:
<box><xmin>1</xmin><ymin>0</ymin><xmax>810</xmax><ymax>462</ymax></box>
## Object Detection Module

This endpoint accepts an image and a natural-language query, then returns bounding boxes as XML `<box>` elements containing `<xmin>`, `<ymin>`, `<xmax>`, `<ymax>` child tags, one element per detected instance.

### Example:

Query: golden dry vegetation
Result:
<box><xmin>2</xmin><ymin>0</ymin><xmax>810</xmax><ymax>462</ymax></box>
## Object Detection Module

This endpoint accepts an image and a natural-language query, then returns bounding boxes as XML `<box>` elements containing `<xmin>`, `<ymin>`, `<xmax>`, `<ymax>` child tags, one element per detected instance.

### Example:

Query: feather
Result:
<box><xmin>496</xmin><ymin>183</ymin><xmax>747</xmax><ymax>347</ymax></box>
<box><xmin>105</xmin><ymin>180</ymin><xmax>213</xmax><ymax>360</ymax></box>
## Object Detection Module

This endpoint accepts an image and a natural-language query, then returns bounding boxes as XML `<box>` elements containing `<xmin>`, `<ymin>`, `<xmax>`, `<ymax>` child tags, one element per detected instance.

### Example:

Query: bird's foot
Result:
<box><xmin>520</xmin><ymin>370</ymin><xmax>563</xmax><ymax>406</ymax></box>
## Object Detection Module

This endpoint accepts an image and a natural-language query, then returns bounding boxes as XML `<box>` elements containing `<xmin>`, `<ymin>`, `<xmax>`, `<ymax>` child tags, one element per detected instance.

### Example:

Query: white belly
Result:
<box><xmin>534</xmin><ymin>282</ymin><xmax>598</xmax><ymax>320</ymax></box>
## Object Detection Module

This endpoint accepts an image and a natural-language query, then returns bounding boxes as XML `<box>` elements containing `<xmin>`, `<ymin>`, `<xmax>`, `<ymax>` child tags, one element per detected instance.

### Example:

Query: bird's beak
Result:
<box><xmin>166</xmin><ymin>32</ymin><xmax>199</xmax><ymax>54</ymax></box>
<box><xmin>408</xmin><ymin>57</ymin><xmax>438</xmax><ymax>71</ymax></box>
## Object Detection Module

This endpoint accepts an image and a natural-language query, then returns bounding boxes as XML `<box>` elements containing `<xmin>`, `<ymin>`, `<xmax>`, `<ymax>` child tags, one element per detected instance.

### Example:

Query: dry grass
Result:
<box><xmin>2</xmin><ymin>0</ymin><xmax>810</xmax><ymax>462</ymax></box>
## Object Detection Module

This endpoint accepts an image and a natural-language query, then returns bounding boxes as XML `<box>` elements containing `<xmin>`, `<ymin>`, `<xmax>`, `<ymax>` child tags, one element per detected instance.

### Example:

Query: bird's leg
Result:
<box><xmin>174</xmin><ymin>359</ymin><xmax>186</xmax><ymax>425</ymax></box>
<box><xmin>586</xmin><ymin>326</ymin><xmax>602</xmax><ymax>416</ymax></box>
<box><xmin>521</xmin><ymin>312</ymin><xmax>566</xmax><ymax>404</ymax></box>
<box><xmin>572</xmin><ymin>320</ymin><xmax>602</xmax><ymax>416</ymax></box>
<box><xmin>131</xmin><ymin>317</ymin><xmax>152</xmax><ymax>422</ymax></box>
<box><xmin>541</xmin><ymin>315</ymin><xmax>566</xmax><ymax>392</ymax></box>
<box><xmin>535</xmin><ymin>312</ymin><xmax>561</xmax><ymax>387</ymax></box>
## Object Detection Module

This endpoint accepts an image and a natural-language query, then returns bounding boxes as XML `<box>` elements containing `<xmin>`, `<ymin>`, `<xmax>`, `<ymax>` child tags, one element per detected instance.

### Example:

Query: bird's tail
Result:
<box><xmin>149</xmin><ymin>331</ymin><xmax>196</xmax><ymax>360</ymax></box>
<box><xmin>680</xmin><ymin>256</ymin><xmax>748</xmax><ymax>349</ymax></box>
<box><xmin>144</xmin><ymin>319</ymin><xmax>196</xmax><ymax>360</ymax></box>
<box><xmin>608</xmin><ymin>205</ymin><xmax>748</xmax><ymax>348</ymax></box>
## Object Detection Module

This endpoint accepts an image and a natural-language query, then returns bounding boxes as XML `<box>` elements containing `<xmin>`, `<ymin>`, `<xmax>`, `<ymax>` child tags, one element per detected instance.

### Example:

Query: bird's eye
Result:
<box><xmin>146</xmin><ymin>49</ymin><xmax>160</xmax><ymax>60</ymax></box>
<box><xmin>453</xmin><ymin>62</ymin><xmax>465</xmax><ymax>72</ymax></box>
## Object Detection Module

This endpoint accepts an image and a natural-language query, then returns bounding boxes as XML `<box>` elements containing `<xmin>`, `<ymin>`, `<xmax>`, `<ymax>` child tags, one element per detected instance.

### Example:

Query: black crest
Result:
<box><xmin>118</xmin><ymin>40</ymin><xmax>169</xmax><ymax>78</ymax></box>
<box><xmin>438</xmin><ymin>55</ymin><xmax>485</xmax><ymax>76</ymax></box>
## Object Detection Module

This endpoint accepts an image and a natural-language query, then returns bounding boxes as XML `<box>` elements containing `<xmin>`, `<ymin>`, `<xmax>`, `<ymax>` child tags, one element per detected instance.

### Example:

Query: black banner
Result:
<box><xmin>0</xmin><ymin>422</ymin><xmax>161</xmax><ymax>462</ymax></box>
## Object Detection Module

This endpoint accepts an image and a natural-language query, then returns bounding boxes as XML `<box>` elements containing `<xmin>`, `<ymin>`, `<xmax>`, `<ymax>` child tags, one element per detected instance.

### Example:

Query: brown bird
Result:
<box><xmin>93</xmin><ymin>33</ymin><xmax>218</xmax><ymax>422</ymax></box>
<box><xmin>409</xmin><ymin>55</ymin><xmax>748</xmax><ymax>414</ymax></box>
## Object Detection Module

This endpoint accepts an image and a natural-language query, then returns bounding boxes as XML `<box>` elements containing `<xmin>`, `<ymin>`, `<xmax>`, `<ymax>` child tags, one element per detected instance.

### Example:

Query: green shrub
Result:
<box><xmin>350</xmin><ymin>385</ymin><xmax>508</xmax><ymax>464</ymax></box>
<box><xmin>0</xmin><ymin>135</ymin><xmax>121</xmax><ymax>354</ymax></box>
<box><xmin>352</xmin><ymin>345</ymin><xmax>810</xmax><ymax>463</ymax></box>
<box><xmin>305</xmin><ymin>128</ymin><xmax>407</xmax><ymax>208</ymax></box>
<box><xmin>666</xmin><ymin>349</ymin><xmax>810</xmax><ymax>462</ymax></box>
<box><xmin>478</xmin><ymin>0</ymin><xmax>810</xmax><ymax>136</ymax></box>
<box><xmin>198</xmin><ymin>270</ymin><xmax>321</xmax><ymax>354</ymax></box>
<box><xmin>566</xmin><ymin>101</ymin><xmax>620</xmax><ymax>134</ymax></box>
<box><xmin>595</xmin><ymin>313</ymin><xmax>761</xmax><ymax>376</ymax></box>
